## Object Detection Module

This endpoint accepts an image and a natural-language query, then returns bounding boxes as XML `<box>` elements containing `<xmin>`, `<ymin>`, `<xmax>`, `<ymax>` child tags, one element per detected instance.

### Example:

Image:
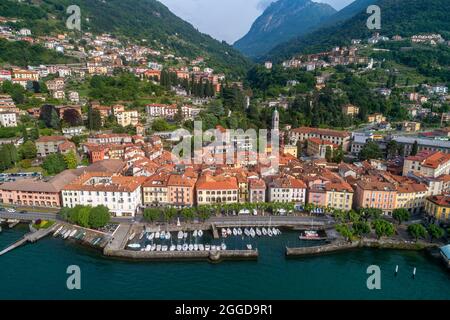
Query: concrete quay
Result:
<box><xmin>103</xmin><ymin>248</ymin><xmax>258</xmax><ymax>262</ymax></box>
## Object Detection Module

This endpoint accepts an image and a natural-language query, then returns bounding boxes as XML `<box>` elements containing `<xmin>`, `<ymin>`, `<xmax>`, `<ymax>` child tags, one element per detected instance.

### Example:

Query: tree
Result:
<box><xmin>427</xmin><ymin>224</ymin><xmax>445</xmax><ymax>243</ymax></box>
<box><xmin>18</xmin><ymin>141</ymin><xmax>37</xmax><ymax>160</ymax></box>
<box><xmin>151</xmin><ymin>118</ymin><xmax>172</xmax><ymax>131</ymax></box>
<box><xmin>352</xmin><ymin>221</ymin><xmax>371</xmax><ymax>238</ymax></box>
<box><xmin>336</xmin><ymin>224</ymin><xmax>354</xmax><ymax>242</ymax></box>
<box><xmin>64</xmin><ymin>150</ymin><xmax>78</xmax><ymax>169</ymax></box>
<box><xmin>77</xmin><ymin>206</ymin><xmax>91</xmax><ymax>228</ymax></box>
<box><xmin>360</xmin><ymin>208</ymin><xmax>382</xmax><ymax>222</ymax></box>
<box><xmin>63</xmin><ymin>109</ymin><xmax>83</xmax><ymax>127</ymax></box>
<box><xmin>411</xmin><ymin>140</ymin><xmax>419</xmax><ymax>156</ymax></box>
<box><xmin>359</xmin><ymin>141</ymin><xmax>382</xmax><ymax>161</ymax></box>
<box><xmin>332</xmin><ymin>144</ymin><xmax>344</xmax><ymax>163</ymax></box>
<box><xmin>174</xmin><ymin>105</ymin><xmax>183</xmax><ymax>124</ymax></box>
<box><xmin>89</xmin><ymin>205</ymin><xmax>111</xmax><ymax>228</ymax></box>
<box><xmin>407</xmin><ymin>224</ymin><xmax>427</xmax><ymax>242</ymax></box>
<box><xmin>143</xmin><ymin>208</ymin><xmax>161</xmax><ymax>223</ymax></box>
<box><xmin>39</xmin><ymin>105</ymin><xmax>60</xmax><ymax>129</ymax></box>
<box><xmin>386</xmin><ymin>140</ymin><xmax>399</xmax><ymax>159</ymax></box>
<box><xmin>42</xmin><ymin>153</ymin><xmax>67</xmax><ymax>175</ymax></box>
<box><xmin>392</xmin><ymin>208</ymin><xmax>410</xmax><ymax>225</ymax></box>
<box><xmin>372</xmin><ymin>219</ymin><xmax>395</xmax><ymax>239</ymax></box>
<box><xmin>0</xmin><ymin>144</ymin><xmax>17</xmax><ymax>170</ymax></box>
<box><xmin>325</xmin><ymin>146</ymin><xmax>333</xmax><ymax>162</ymax></box>
<box><xmin>87</xmin><ymin>107</ymin><xmax>102</xmax><ymax>131</ymax></box>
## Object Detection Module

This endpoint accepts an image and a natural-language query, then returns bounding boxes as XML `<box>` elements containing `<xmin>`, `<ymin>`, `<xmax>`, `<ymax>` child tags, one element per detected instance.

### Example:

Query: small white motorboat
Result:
<box><xmin>250</xmin><ymin>228</ymin><xmax>256</xmax><ymax>238</ymax></box>
<box><xmin>221</xmin><ymin>243</ymin><xmax>227</xmax><ymax>250</ymax></box>
<box><xmin>244</xmin><ymin>228</ymin><xmax>250</xmax><ymax>236</ymax></box>
<box><xmin>170</xmin><ymin>245</ymin><xmax>176</xmax><ymax>251</ymax></box>
<box><xmin>177</xmin><ymin>244</ymin><xmax>182</xmax><ymax>251</ymax></box>
<box><xmin>237</xmin><ymin>228</ymin><xmax>243</xmax><ymax>236</ymax></box>
<box><xmin>211</xmin><ymin>245</ymin><xmax>217</xmax><ymax>251</ymax></box>
<box><xmin>256</xmin><ymin>228</ymin><xmax>262</xmax><ymax>236</ymax></box>
<box><xmin>188</xmin><ymin>244</ymin><xmax>194</xmax><ymax>251</ymax></box>
<box><xmin>193</xmin><ymin>244</ymin><xmax>198</xmax><ymax>251</ymax></box>
<box><xmin>139</xmin><ymin>231</ymin><xmax>145</xmax><ymax>240</ymax></box>
<box><xmin>262</xmin><ymin>228</ymin><xmax>267</xmax><ymax>236</ymax></box>
<box><xmin>151</xmin><ymin>244</ymin><xmax>156</xmax><ymax>251</ymax></box>
<box><xmin>148</xmin><ymin>232</ymin><xmax>155</xmax><ymax>241</ymax></box>
<box><xmin>227</xmin><ymin>228</ymin><xmax>232</xmax><ymax>235</ymax></box>
<box><xmin>145</xmin><ymin>245</ymin><xmax>151</xmax><ymax>252</ymax></box>
<box><xmin>127</xmin><ymin>243</ymin><xmax>141</xmax><ymax>249</ymax></box>
<box><xmin>165</xmin><ymin>232</ymin><xmax>171</xmax><ymax>240</ymax></box>
<box><xmin>53</xmin><ymin>226</ymin><xmax>63</xmax><ymax>237</ymax></box>
<box><xmin>205</xmin><ymin>244</ymin><xmax>211</xmax><ymax>251</ymax></box>
<box><xmin>183</xmin><ymin>232</ymin><xmax>188</xmax><ymax>239</ymax></box>
<box><xmin>156</xmin><ymin>245</ymin><xmax>162</xmax><ymax>251</ymax></box>
<box><xmin>198</xmin><ymin>230</ymin><xmax>203</xmax><ymax>237</ymax></box>
<box><xmin>199</xmin><ymin>244</ymin><xmax>205</xmax><ymax>251</ymax></box>
<box><xmin>267</xmin><ymin>228</ymin><xmax>273</xmax><ymax>237</ymax></box>
<box><xmin>277</xmin><ymin>228</ymin><xmax>282</xmax><ymax>235</ymax></box>
<box><xmin>155</xmin><ymin>231</ymin><xmax>160</xmax><ymax>239</ymax></box>
<box><xmin>160</xmin><ymin>231</ymin><xmax>166</xmax><ymax>240</ymax></box>
<box><xmin>246</xmin><ymin>244</ymin><xmax>253</xmax><ymax>250</ymax></box>
<box><xmin>177</xmin><ymin>231</ymin><xmax>184</xmax><ymax>240</ymax></box>
<box><xmin>232</xmin><ymin>228</ymin><xmax>238</xmax><ymax>236</ymax></box>
<box><xmin>183</xmin><ymin>244</ymin><xmax>188</xmax><ymax>251</ymax></box>
<box><xmin>272</xmin><ymin>228</ymin><xmax>278</xmax><ymax>236</ymax></box>
<box><xmin>161</xmin><ymin>245</ymin><xmax>168</xmax><ymax>252</ymax></box>
<box><xmin>193</xmin><ymin>230</ymin><xmax>198</xmax><ymax>237</ymax></box>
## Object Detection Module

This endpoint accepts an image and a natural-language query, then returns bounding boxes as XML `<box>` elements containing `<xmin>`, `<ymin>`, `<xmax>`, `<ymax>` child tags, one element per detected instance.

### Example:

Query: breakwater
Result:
<box><xmin>286</xmin><ymin>239</ymin><xmax>439</xmax><ymax>257</ymax></box>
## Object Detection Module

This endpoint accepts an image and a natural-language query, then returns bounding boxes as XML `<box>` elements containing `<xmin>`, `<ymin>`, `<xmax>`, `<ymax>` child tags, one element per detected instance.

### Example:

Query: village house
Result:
<box><xmin>425</xmin><ymin>195</ymin><xmax>450</xmax><ymax>222</ymax></box>
<box><xmin>142</xmin><ymin>171</ymin><xmax>170</xmax><ymax>207</ymax></box>
<box><xmin>167</xmin><ymin>173</ymin><xmax>197</xmax><ymax>208</ymax></box>
<box><xmin>403</xmin><ymin>151</ymin><xmax>450</xmax><ymax>178</ymax></box>
<box><xmin>35</xmin><ymin>136</ymin><xmax>70</xmax><ymax>158</ymax></box>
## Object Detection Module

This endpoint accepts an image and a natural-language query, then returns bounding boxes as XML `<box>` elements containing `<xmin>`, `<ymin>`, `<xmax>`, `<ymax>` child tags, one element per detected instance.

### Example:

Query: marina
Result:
<box><xmin>1</xmin><ymin>225</ymin><xmax>450</xmax><ymax>299</ymax></box>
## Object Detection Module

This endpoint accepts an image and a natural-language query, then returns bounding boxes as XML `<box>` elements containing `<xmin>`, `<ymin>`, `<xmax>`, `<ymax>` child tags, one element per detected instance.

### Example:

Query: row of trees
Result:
<box><xmin>60</xmin><ymin>205</ymin><xmax>111</xmax><ymax>229</ymax></box>
<box><xmin>143</xmin><ymin>202</ymin><xmax>299</xmax><ymax>223</ymax></box>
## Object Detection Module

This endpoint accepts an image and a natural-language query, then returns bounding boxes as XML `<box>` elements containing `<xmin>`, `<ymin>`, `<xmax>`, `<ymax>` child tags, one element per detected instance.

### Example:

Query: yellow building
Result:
<box><xmin>115</xmin><ymin>110</ymin><xmax>139</xmax><ymax>127</ymax></box>
<box><xmin>283</xmin><ymin>144</ymin><xmax>298</xmax><ymax>158</ymax></box>
<box><xmin>341</xmin><ymin>104</ymin><xmax>360</xmax><ymax>117</ymax></box>
<box><xmin>425</xmin><ymin>195</ymin><xmax>450</xmax><ymax>221</ymax></box>
<box><xmin>142</xmin><ymin>172</ymin><xmax>169</xmax><ymax>206</ymax></box>
<box><xmin>367</xmin><ymin>113</ymin><xmax>386</xmax><ymax>124</ymax></box>
<box><xmin>396</xmin><ymin>183</ymin><xmax>428</xmax><ymax>214</ymax></box>
<box><xmin>402</xmin><ymin>121</ymin><xmax>421</xmax><ymax>132</ymax></box>
<box><xmin>325</xmin><ymin>182</ymin><xmax>354</xmax><ymax>211</ymax></box>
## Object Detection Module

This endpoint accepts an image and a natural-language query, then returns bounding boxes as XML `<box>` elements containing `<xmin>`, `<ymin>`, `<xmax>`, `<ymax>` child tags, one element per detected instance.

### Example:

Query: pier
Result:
<box><xmin>103</xmin><ymin>223</ymin><xmax>132</xmax><ymax>254</ymax></box>
<box><xmin>0</xmin><ymin>225</ymin><xmax>59</xmax><ymax>256</ymax></box>
<box><xmin>103</xmin><ymin>248</ymin><xmax>258</xmax><ymax>262</ymax></box>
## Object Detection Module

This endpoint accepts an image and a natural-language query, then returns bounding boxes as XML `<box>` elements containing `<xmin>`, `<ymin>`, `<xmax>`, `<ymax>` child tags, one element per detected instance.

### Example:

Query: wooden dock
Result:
<box><xmin>0</xmin><ymin>224</ymin><xmax>59</xmax><ymax>256</ymax></box>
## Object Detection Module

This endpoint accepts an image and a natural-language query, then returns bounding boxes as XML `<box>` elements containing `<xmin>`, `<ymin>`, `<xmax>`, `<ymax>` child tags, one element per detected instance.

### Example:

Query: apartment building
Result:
<box><xmin>0</xmin><ymin>112</ymin><xmax>17</xmax><ymax>127</ymax></box>
<box><xmin>35</xmin><ymin>136</ymin><xmax>69</xmax><ymax>157</ymax></box>
<box><xmin>115</xmin><ymin>110</ymin><xmax>139</xmax><ymax>127</ymax></box>
<box><xmin>142</xmin><ymin>172</ymin><xmax>169</xmax><ymax>207</ymax></box>
<box><xmin>403</xmin><ymin>151</ymin><xmax>450</xmax><ymax>178</ymax></box>
<box><xmin>425</xmin><ymin>195</ymin><xmax>450</xmax><ymax>222</ymax></box>
<box><xmin>248</xmin><ymin>178</ymin><xmax>266</xmax><ymax>203</ymax></box>
<box><xmin>306</xmin><ymin>138</ymin><xmax>338</xmax><ymax>159</ymax></box>
<box><xmin>196</xmin><ymin>175</ymin><xmax>239</xmax><ymax>205</ymax></box>
<box><xmin>354</xmin><ymin>180</ymin><xmax>397</xmax><ymax>215</ymax></box>
<box><xmin>167</xmin><ymin>174</ymin><xmax>197</xmax><ymax>208</ymax></box>
<box><xmin>290</xmin><ymin>127</ymin><xmax>350</xmax><ymax>151</ymax></box>
<box><xmin>268</xmin><ymin>175</ymin><xmax>307</xmax><ymax>204</ymax></box>
<box><xmin>395</xmin><ymin>183</ymin><xmax>428</xmax><ymax>214</ymax></box>
<box><xmin>61</xmin><ymin>173</ymin><xmax>146</xmax><ymax>217</ymax></box>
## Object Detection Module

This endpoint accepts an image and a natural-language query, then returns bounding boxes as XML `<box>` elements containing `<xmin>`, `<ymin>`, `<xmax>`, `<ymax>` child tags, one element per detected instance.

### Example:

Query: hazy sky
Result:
<box><xmin>159</xmin><ymin>0</ymin><xmax>354</xmax><ymax>43</ymax></box>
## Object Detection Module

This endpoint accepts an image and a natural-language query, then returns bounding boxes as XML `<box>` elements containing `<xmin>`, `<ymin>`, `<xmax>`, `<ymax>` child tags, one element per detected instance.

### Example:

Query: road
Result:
<box><xmin>209</xmin><ymin>215</ymin><xmax>334</xmax><ymax>226</ymax></box>
<box><xmin>0</xmin><ymin>211</ymin><xmax>131</xmax><ymax>224</ymax></box>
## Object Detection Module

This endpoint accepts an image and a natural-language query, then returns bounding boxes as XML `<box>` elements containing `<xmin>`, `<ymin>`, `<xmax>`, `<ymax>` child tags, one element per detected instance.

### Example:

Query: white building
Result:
<box><xmin>268</xmin><ymin>176</ymin><xmax>307</xmax><ymax>204</ymax></box>
<box><xmin>62</xmin><ymin>126</ymin><xmax>86</xmax><ymax>137</ymax></box>
<box><xmin>0</xmin><ymin>112</ymin><xmax>17</xmax><ymax>127</ymax></box>
<box><xmin>61</xmin><ymin>173</ymin><xmax>147</xmax><ymax>217</ymax></box>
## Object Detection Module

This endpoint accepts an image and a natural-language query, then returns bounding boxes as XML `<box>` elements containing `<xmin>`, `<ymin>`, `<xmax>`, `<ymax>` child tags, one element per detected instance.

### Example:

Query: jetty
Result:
<box><xmin>0</xmin><ymin>225</ymin><xmax>59</xmax><ymax>256</ymax></box>
<box><xmin>103</xmin><ymin>248</ymin><xmax>258</xmax><ymax>262</ymax></box>
<box><xmin>286</xmin><ymin>239</ymin><xmax>438</xmax><ymax>257</ymax></box>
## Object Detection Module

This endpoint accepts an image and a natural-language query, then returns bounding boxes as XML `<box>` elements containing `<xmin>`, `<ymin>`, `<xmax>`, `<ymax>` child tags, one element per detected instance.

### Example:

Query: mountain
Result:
<box><xmin>264</xmin><ymin>0</ymin><xmax>450</xmax><ymax>62</ymax></box>
<box><xmin>233</xmin><ymin>0</ymin><xmax>336</xmax><ymax>58</ymax></box>
<box><xmin>0</xmin><ymin>0</ymin><xmax>252</xmax><ymax>77</ymax></box>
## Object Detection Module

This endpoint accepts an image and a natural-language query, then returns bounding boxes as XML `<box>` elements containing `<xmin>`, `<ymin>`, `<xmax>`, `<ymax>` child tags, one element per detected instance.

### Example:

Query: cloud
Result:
<box><xmin>256</xmin><ymin>0</ymin><xmax>275</xmax><ymax>11</ymax></box>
